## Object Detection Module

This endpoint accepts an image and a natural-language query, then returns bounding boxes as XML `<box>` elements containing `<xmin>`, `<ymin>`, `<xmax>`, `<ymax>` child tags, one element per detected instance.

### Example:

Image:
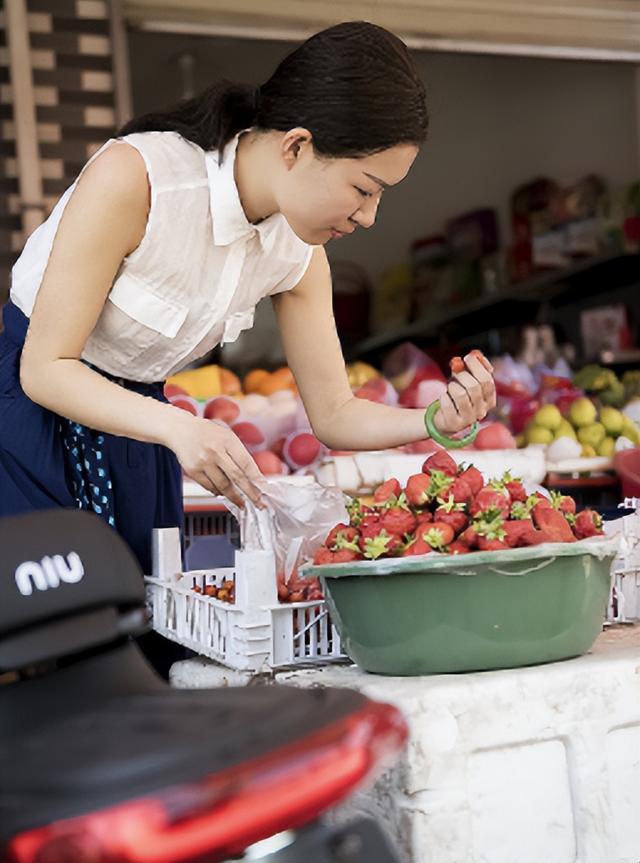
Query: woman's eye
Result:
<box><xmin>355</xmin><ymin>186</ymin><xmax>372</xmax><ymax>198</ymax></box>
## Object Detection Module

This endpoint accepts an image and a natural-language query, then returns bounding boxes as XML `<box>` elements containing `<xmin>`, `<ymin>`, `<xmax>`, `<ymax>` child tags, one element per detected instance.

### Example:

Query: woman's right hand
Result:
<box><xmin>167</xmin><ymin>412</ymin><xmax>264</xmax><ymax>509</ymax></box>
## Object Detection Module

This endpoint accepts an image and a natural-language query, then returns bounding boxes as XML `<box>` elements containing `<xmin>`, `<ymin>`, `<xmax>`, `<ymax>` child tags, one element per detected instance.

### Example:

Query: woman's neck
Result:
<box><xmin>234</xmin><ymin>131</ymin><xmax>280</xmax><ymax>224</ymax></box>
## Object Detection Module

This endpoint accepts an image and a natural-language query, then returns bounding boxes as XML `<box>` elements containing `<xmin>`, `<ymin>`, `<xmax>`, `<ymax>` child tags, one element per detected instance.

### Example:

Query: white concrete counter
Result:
<box><xmin>171</xmin><ymin>626</ymin><xmax>640</xmax><ymax>863</ymax></box>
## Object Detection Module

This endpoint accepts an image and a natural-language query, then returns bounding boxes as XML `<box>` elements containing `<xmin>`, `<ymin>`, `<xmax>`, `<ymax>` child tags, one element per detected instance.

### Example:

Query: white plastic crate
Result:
<box><xmin>607</xmin><ymin>501</ymin><xmax>640</xmax><ymax>623</ymax></box>
<box><xmin>145</xmin><ymin>527</ymin><xmax>346</xmax><ymax>672</ymax></box>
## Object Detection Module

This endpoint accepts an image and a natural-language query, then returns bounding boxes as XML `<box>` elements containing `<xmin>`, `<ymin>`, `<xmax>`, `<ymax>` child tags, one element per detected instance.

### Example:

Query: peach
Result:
<box><xmin>203</xmin><ymin>396</ymin><xmax>241</xmax><ymax>424</ymax></box>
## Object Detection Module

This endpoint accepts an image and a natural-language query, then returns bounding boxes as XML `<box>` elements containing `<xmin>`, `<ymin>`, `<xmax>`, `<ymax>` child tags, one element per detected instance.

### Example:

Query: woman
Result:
<box><xmin>0</xmin><ymin>21</ymin><xmax>495</xmax><ymax>576</ymax></box>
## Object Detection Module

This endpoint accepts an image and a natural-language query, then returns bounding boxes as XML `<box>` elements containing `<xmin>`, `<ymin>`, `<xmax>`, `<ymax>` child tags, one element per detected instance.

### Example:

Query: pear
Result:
<box><xmin>569</xmin><ymin>397</ymin><xmax>597</xmax><ymax>428</ymax></box>
<box><xmin>526</xmin><ymin>425</ymin><xmax>554</xmax><ymax>445</ymax></box>
<box><xmin>597</xmin><ymin>436</ymin><xmax>616</xmax><ymax>458</ymax></box>
<box><xmin>554</xmin><ymin>419</ymin><xmax>577</xmax><ymax>441</ymax></box>
<box><xmin>581</xmin><ymin>443</ymin><xmax>597</xmax><ymax>458</ymax></box>
<box><xmin>599</xmin><ymin>406</ymin><xmax>624</xmax><ymax>436</ymax></box>
<box><xmin>577</xmin><ymin>422</ymin><xmax>606</xmax><ymax>449</ymax></box>
<box><xmin>534</xmin><ymin>404</ymin><xmax>563</xmax><ymax>432</ymax></box>
<box><xmin>621</xmin><ymin>416</ymin><xmax>640</xmax><ymax>445</ymax></box>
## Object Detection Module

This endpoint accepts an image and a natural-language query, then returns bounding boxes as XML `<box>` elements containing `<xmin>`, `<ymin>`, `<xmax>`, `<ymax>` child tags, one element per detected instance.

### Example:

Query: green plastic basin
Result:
<box><xmin>303</xmin><ymin>536</ymin><xmax>619</xmax><ymax>676</ymax></box>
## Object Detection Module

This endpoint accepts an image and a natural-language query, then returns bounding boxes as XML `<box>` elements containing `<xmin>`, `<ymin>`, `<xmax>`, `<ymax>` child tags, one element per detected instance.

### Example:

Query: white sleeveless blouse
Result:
<box><xmin>10</xmin><ymin>130</ymin><xmax>313</xmax><ymax>382</ymax></box>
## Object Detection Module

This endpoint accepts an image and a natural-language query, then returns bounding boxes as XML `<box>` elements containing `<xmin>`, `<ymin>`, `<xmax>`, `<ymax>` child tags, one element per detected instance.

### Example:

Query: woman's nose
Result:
<box><xmin>352</xmin><ymin>196</ymin><xmax>380</xmax><ymax>229</ymax></box>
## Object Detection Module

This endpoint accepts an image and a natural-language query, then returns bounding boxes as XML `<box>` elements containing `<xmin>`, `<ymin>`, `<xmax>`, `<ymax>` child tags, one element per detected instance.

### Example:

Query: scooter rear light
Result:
<box><xmin>5</xmin><ymin>699</ymin><xmax>407</xmax><ymax>863</ymax></box>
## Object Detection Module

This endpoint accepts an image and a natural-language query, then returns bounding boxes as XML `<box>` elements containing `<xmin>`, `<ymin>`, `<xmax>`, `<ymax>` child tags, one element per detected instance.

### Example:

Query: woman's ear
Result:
<box><xmin>281</xmin><ymin>127</ymin><xmax>313</xmax><ymax>168</ymax></box>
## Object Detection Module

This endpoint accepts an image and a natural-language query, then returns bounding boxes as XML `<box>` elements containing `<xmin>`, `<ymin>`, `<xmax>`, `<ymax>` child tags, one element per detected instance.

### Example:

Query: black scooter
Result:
<box><xmin>0</xmin><ymin>510</ymin><xmax>405</xmax><ymax>863</ymax></box>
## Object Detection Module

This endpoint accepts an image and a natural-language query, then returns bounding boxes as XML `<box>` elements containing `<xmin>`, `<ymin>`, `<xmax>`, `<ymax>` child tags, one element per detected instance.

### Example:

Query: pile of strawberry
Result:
<box><xmin>313</xmin><ymin>451</ymin><xmax>604</xmax><ymax>564</ymax></box>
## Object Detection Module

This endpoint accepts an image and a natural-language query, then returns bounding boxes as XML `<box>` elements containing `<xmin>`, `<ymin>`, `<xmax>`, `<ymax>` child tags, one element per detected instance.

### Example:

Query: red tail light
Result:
<box><xmin>6</xmin><ymin>700</ymin><xmax>407</xmax><ymax>863</ymax></box>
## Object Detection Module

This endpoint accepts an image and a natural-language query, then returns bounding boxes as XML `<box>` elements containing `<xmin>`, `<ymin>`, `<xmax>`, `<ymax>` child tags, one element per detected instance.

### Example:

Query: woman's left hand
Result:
<box><xmin>433</xmin><ymin>351</ymin><xmax>496</xmax><ymax>435</ymax></box>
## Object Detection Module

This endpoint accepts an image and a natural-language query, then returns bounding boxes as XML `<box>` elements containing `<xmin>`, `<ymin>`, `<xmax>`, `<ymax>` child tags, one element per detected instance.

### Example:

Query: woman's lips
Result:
<box><xmin>330</xmin><ymin>228</ymin><xmax>345</xmax><ymax>239</ymax></box>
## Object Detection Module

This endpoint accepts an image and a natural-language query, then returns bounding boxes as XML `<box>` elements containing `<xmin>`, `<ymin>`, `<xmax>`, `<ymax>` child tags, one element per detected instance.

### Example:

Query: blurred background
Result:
<box><xmin>2</xmin><ymin>0</ymin><xmax>639</xmax><ymax>371</ymax></box>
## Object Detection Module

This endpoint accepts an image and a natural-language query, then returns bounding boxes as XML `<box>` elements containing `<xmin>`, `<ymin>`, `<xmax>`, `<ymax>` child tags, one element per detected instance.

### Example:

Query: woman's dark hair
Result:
<box><xmin>117</xmin><ymin>21</ymin><xmax>428</xmax><ymax>159</ymax></box>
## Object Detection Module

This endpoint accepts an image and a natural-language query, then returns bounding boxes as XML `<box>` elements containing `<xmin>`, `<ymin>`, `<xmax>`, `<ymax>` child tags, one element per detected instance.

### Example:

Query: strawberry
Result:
<box><xmin>416</xmin><ymin>510</ymin><xmax>434</xmax><ymax>526</ymax></box>
<box><xmin>373</xmin><ymin>477</ymin><xmax>402</xmax><ymax>505</ymax></box>
<box><xmin>502</xmin><ymin>471</ymin><xmax>527</xmax><ymax>504</ymax></box>
<box><xmin>313</xmin><ymin>547</ymin><xmax>335</xmax><ymax>565</ymax></box>
<box><xmin>405</xmin><ymin>473</ymin><xmax>432</xmax><ymax>507</ymax></box>
<box><xmin>474</xmin><ymin>514</ymin><xmax>508</xmax><ymax>550</ymax></box>
<box><xmin>502</xmin><ymin>519</ymin><xmax>534</xmax><ymax>548</ymax></box>
<box><xmin>346</xmin><ymin>497</ymin><xmax>374</xmax><ymax>526</ymax></box>
<box><xmin>478</xmin><ymin>537</ymin><xmax>509</xmax><ymax>551</ymax></box>
<box><xmin>458</xmin><ymin>465</ymin><xmax>484</xmax><ymax>496</ymax></box>
<box><xmin>422</xmin><ymin>522</ymin><xmax>455</xmax><ymax>549</ymax></box>
<box><xmin>550</xmin><ymin>490</ymin><xmax>576</xmax><ymax>516</ymax></box>
<box><xmin>325</xmin><ymin>523</ymin><xmax>359</xmax><ymax>550</ymax></box>
<box><xmin>531</xmin><ymin>491</ymin><xmax>553</xmax><ymax>509</ymax></box>
<box><xmin>360</xmin><ymin>529</ymin><xmax>401</xmax><ymax>560</ymax></box>
<box><xmin>333</xmin><ymin>548</ymin><xmax>363</xmax><ymax>563</ymax></box>
<box><xmin>402</xmin><ymin>536</ymin><xmax>432</xmax><ymax>556</ymax></box>
<box><xmin>380</xmin><ymin>505</ymin><xmax>418</xmax><ymax>538</ymax></box>
<box><xmin>572</xmin><ymin>509</ymin><xmax>603</xmax><ymax>539</ymax></box>
<box><xmin>435</xmin><ymin>494</ymin><xmax>469</xmax><ymax>535</ymax></box>
<box><xmin>532</xmin><ymin>506</ymin><xmax>576</xmax><ymax>542</ymax></box>
<box><xmin>359</xmin><ymin>515</ymin><xmax>382</xmax><ymax>541</ymax></box>
<box><xmin>447</xmin><ymin>476</ymin><xmax>473</xmax><ymax>505</ymax></box>
<box><xmin>519</xmin><ymin>525</ymin><xmax>555</xmax><ymax>546</ymax></box>
<box><xmin>510</xmin><ymin>499</ymin><xmax>535</xmax><ymax>520</ymax></box>
<box><xmin>450</xmin><ymin>355</ymin><xmax>465</xmax><ymax>374</ymax></box>
<box><xmin>460</xmin><ymin>524</ymin><xmax>480</xmax><ymax>549</ymax></box>
<box><xmin>422</xmin><ymin>450</ymin><xmax>458</xmax><ymax>477</ymax></box>
<box><xmin>469</xmin><ymin>487</ymin><xmax>510</xmax><ymax>518</ymax></box>
<box><xmin>448</xmin><ymin>540</ymin><xmax>471</xmax><ymax>555</ymax></box>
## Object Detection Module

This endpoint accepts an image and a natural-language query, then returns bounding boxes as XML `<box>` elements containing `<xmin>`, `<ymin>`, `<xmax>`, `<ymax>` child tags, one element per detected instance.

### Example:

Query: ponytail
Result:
<box><xmin>117</xmin><ymin>80</ymin><xmax>259</xmax><ymax>158</ymax></box>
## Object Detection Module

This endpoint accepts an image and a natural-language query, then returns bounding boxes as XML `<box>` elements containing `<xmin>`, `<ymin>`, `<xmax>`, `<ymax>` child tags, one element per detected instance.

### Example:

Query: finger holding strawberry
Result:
<box><xmin>433</xmin><ymin>351</ymin><xmax>497</xmax><ymax>436</ymax></box>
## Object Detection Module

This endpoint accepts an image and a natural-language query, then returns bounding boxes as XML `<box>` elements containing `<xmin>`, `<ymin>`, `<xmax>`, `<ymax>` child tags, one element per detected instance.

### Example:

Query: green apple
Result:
<box><xmin>569</xmin><ymin>397</ymin><xmax>597</xmax><ymax>428</ymax></box>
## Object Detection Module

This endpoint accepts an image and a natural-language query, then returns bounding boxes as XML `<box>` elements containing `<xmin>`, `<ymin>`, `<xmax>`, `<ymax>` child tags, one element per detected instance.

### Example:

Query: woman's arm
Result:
<box><xmin>272</xmin><ymin>247</ymin><xmax>495</xmax><ymax>451</ymax></box>
<box><xmin>19</xmin><ymin>143</ymin><xmax>263</xmax><ymax>507</ymax></box>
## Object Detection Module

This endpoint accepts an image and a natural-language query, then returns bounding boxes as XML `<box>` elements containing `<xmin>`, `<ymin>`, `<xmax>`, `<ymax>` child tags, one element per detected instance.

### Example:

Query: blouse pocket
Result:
<box><xmin>108</xmin><ymin>272</ymin><xmax>189</xmax><ymax>339</ymax></box>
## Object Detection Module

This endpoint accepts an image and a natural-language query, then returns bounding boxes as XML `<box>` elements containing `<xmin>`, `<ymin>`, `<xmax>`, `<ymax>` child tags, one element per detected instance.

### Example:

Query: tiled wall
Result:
<box><xmin>0</xmin><ymin>0</ymin><xmax>119</xmax><ymax>305</ymax></box>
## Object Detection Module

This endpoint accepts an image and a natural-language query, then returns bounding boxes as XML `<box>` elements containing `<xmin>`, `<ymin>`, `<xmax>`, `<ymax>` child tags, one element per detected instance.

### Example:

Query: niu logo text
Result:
<box><xmin>15</xmin><ymin>553</ymin><xmax>85</xmax><ymax>596</ymax></box>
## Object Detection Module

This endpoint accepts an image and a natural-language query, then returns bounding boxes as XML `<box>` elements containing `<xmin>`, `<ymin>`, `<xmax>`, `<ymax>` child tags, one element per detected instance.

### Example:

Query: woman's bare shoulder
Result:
<box><xmin>71</xmin><ymin>141</ymin><xmax>151</xmax><ymax>255</ymax></box>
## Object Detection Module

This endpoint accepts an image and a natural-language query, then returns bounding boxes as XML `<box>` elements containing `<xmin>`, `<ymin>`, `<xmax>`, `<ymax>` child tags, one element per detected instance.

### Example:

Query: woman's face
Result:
<box><xmin>275</xmin><ymin>133</ymin><xmax>419</xmax><ymax>245</ymax></box>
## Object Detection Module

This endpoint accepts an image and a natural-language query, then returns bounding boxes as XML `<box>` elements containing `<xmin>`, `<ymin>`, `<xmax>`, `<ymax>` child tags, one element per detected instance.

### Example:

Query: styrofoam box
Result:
<box><xmin>314</xmin><ymin>447</ymin><xmax>547</xmax><ymax>495</ymax></box>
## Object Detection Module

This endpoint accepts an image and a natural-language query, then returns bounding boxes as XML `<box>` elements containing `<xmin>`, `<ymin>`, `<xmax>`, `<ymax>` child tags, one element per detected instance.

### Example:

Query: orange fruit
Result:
<box><xmin>219</xmin><ymin>367</ymin><xmax>242</xmax><ymax>396</ymax></box>
<box><xmin>244</xmin><ymin>368</ymin><xmax>270</xmax><ymax>394</ymax></box>
<box><xmin>257</xmin><ymin>367</ymin><xmax>297</xmax><ymax>396</ymax></box>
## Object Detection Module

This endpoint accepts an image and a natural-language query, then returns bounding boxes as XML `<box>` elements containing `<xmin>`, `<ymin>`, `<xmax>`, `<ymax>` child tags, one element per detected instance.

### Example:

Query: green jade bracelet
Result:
<box><xmin>423</xmin><ymin>400</ymin><xmax>479</xmax><ymax>450</ymax></box>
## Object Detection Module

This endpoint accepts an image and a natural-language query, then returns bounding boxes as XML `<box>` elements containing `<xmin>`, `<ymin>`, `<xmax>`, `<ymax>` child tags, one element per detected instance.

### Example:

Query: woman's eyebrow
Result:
<box><xmin>363</xmin><ymin>172</ymin><xmax>388</xmax><ymax>189</ymax></box>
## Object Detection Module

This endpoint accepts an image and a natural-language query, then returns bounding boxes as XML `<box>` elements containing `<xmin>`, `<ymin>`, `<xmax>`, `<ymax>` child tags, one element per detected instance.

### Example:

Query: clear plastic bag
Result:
<box><xmin>227</xmin><ymin>478</ymin><xmax>349</xmax><ymax>583</ymax></box>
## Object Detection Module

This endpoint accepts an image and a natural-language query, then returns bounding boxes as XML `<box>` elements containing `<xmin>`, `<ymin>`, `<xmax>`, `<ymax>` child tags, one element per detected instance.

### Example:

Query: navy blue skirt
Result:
<box><xmin>0</xmin><ymin>301</ymin><xmax>183</xmax><ymax>575</ymax></box>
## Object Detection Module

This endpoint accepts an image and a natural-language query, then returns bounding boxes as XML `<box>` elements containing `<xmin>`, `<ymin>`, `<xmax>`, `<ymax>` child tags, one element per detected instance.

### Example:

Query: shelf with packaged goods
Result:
<box><xmin>347</xmin><ymin>252</ymin><xmax>640</xmax><ymax>361</ymax></box>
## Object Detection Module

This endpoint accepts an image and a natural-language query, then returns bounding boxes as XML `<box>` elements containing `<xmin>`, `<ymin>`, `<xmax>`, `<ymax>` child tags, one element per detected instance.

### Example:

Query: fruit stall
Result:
<box><xmin>105</xmin><ymin>24</ymin><xmax>640</xmax><ymax>859</ymax></box>
<box><xmin>155</xmin><ymin>336</ymin><xmax>640</xmax><ymax>863</ymax></box>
